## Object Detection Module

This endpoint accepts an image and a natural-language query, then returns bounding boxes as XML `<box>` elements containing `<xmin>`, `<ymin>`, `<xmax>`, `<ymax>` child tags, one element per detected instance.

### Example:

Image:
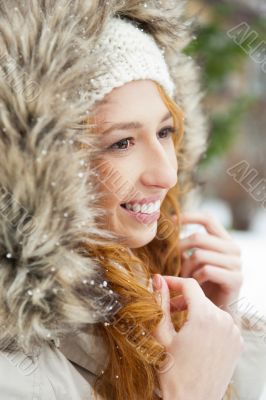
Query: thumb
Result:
<box><xmin>152</xmin><ymin>274</ymin><xmax>175</xmax><ymax>346</ymax></box>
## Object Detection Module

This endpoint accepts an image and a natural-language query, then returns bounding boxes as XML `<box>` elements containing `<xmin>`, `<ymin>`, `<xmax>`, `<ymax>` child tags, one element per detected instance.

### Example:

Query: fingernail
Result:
<box><xmin>153</xmin><ymin>274</ymin><xmax>162</xmax><ymax>290</ymax></box>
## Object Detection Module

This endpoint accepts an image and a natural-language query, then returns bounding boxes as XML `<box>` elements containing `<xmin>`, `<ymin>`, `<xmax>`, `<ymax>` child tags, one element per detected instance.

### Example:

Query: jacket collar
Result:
<box><xmin>59</xmin><ymin>327</ymin><xmax>108</xmax><ymax>376</ymax></box>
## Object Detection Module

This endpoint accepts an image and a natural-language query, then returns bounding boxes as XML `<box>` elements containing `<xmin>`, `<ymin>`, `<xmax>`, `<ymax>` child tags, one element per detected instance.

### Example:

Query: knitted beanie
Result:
<box><xmin>83</xmin><ymin>16</ymin><xmax>176</xmax><ymax>111</ymax></box>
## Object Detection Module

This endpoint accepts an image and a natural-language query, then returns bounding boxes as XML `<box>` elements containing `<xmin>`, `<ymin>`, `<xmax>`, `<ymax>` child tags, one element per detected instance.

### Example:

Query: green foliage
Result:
<box><xmin>183</xmin><ymin>2</ymin><xmax>264</xmax><ymax>166</ymax></box>
<box><xmin>185</xmin><ymin>24</ymin><xmax>247</xmax><ymax>91</ymax></box>
<box><xmin>201</xmin><ymin>96</ymin><xmax>255</xmax><ymax>167</ymax></box>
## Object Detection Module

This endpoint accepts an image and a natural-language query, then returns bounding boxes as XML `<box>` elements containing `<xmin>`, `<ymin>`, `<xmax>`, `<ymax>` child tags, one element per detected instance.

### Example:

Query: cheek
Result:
<box><xmin>173</xmin><ymin>152</ymin><xmax>178</xmax><ymax>172</ymax></box>
<box><xmin>96</xmin><ymin>158</ymin><xmax>133</xmax><ymax>206</ymax></box>
<box><xmin>167</xmin><ymin>141</ymin><xmax>178</xmax><ymax>171</ymax></box>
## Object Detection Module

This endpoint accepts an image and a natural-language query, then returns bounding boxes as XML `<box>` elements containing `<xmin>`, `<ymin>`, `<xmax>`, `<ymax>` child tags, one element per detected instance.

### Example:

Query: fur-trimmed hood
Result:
<box><xmin>0</xmin><ymin>0</ymin><xmax>207</xmax><ymax>353</ymax></box>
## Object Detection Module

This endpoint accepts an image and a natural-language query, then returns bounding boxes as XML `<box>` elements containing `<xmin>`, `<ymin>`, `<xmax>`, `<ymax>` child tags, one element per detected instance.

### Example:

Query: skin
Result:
<box><xmin>91</xmin><ymin>78</ymin><xmax>243</xmax><ymax>314</ymax></box>
<box><xmin>174</xmin><ymin>212</ymin><xmax>243</xmax><ymax>314</ymax></box>
<box><xmin>91</xmin><ymin>79</ymin><xmax>244</xmax><ymax>397</ymax></box>
<box><xmin>91</xmin><ymin>79</ymin><xmax>178</xmax><ymax>249</ymax></box>
<box><xmin>153</xmin><ymin>275</ymin><xmax>244</xmax><ymax>400</ymax></box>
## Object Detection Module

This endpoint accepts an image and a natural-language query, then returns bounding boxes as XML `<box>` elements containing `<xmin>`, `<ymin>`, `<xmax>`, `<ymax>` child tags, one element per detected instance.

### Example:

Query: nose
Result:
<box><xmin>139</xmin><ymin>142</ymin><xmax>178</xmax><ymax>190</ymax></box>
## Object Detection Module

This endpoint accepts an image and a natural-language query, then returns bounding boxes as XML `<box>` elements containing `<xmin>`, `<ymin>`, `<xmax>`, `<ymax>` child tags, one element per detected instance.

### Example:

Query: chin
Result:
<box><xmin>125</xmin><ymin>223</ymin><xmax>158</xmax><ymax>248</ymax></box>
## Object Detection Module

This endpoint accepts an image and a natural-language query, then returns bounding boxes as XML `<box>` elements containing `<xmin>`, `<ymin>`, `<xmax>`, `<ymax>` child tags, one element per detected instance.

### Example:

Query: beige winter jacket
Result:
<box><xmin>0</xmin><ymin>0</ymin><xmax>265</xmax><ymax>399</ymax></box>
<box><xmin>1</xmin><ymin>322</ymin><xmax>266</xmax><ymax>400</ymax></box>
<box><xmin>60</xmin><ymin>323</ymin><xmax>266</xmax><ymax>400</ymax></box>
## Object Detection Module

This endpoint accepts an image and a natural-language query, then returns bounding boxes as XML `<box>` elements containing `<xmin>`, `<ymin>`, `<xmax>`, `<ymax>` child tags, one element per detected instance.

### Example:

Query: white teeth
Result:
<box><xmin>147</xmin><ymin>203</ymin><xmax>155</xmax><ymax>213</ymax></box>
<box><xmin>123</xmin><ymin>200</ymin><xmax>160</xmax><ymax>214</ymax></box>
<box><xmin>141</xmin><ymin>204</ymin><xmax>148</xmax><ymax>213</ymax></box>
<box><xmin>132</xmin><ymin>204</ymin><xmax>141</xmax><ymax>212</ymax></box>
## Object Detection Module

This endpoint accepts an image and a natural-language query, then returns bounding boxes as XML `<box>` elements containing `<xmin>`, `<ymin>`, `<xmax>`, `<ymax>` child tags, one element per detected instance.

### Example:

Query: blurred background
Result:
<box><xmin>185</xmin><ymin>0</ymin><xmax>266</xmax><ymax>232</ymax></box>
<box><xmin>183</xmin><ymin>3</ymin><xmax>266</xmax><ymax>393</ymax></box>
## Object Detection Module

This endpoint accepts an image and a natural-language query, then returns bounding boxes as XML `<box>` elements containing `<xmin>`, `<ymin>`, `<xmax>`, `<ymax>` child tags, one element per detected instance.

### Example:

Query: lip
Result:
<box><xmin>120</xmin><ymin>204</ymin><xmax>160</xmax><ymax>224</ymax></box>
<box><xmin>121</xmin><ymin>194</ymin><xmax>163</xmax><ymax>206</ymax></box>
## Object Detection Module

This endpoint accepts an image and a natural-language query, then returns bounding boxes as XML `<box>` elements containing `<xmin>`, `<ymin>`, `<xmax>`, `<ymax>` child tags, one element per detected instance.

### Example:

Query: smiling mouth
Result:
<box><xmin>120</xmin><ymin>203</ymin><xmax>160</xmax><ymax>225</ymax></box>
<box><xmin>120</xmin><ymin>204</ymin><xmax>157</xmax><ymax>214</ymax></box>
<box><xmin>120</xmin><ymin>198</ymin><xmax>161</xmax><ymax>213</ymax></box>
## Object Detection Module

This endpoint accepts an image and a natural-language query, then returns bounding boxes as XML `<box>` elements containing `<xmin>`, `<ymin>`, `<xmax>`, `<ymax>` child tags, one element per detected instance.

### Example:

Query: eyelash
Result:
<box><xmin>108</xmin><ymin>126</ymin><xmax>177</xmax><ymax>152</ymax></box>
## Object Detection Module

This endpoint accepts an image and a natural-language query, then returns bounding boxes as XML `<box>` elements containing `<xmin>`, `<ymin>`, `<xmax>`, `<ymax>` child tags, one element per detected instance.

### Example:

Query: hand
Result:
<box><xmin>176</xmin><ymin>212</ymin><xmax>243</xmax><ymax>314</ymax></box>
<box><xmin>153</xmin><ymin>275</ymin><xmax>244</xmax><ymax>400</ymax></box>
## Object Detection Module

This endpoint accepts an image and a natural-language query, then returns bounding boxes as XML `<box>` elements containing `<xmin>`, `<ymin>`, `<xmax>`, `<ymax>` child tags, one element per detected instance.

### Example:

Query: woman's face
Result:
<box><xmin>91</xmin><ymin>79</ymin><xmax>178</xmax><ymax>248</ymax></box>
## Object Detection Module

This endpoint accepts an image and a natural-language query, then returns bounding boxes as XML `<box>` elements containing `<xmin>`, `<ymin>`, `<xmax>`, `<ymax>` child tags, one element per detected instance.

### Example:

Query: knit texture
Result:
<box><xmin>83</xmin><ymin>16</ymin><xmax>175</xmax><ymax>110</ymax></box>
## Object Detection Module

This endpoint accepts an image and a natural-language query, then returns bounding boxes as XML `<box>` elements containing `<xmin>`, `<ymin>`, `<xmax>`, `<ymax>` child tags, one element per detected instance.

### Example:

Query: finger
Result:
<box><xmin>192</xmin><ymin>265</ymin><xmax>243</xmax><ymax>289</ymax></box>
<box><xmin>180</xmin><ymin>232</ymin><xmax>241</xmax><ymax>256</ymax></box>
<box><xmin>180</xmin><ymin>250</ymin><xmax>241</xmax><ymax>278</ymax></box>
<box><xmin>163</xmin><ymin>276</ymin><xmax>206</xmax><ymax>317</ymax></box>
<box><xmin>152</xmin><ymin>274</ymin><xmax>175</xmax><ymax>346</ymax></box>
<box><xmin>180</xmin><ymin>212</ymin><xmax>232</xmax><ymax>240</ymax></box>
<box><xmin>181</xmin><ymin>252</ymin><xmax>190</xmax><ymax>262</ymax></box>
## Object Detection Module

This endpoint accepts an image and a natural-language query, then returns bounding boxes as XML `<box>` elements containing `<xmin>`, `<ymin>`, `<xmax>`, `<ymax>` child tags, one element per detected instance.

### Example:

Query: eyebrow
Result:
<box><xmin>101</xmin><ymin>111</ymin><xmax>173</xmax><ymax>135</ymax></box>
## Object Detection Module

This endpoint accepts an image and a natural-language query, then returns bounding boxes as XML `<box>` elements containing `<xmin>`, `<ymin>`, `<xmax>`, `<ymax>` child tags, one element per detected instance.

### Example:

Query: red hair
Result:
<box><xmin>80</xmin><ymin>82</ymin><xmax>233</xmax><ymax>400</ymax></box>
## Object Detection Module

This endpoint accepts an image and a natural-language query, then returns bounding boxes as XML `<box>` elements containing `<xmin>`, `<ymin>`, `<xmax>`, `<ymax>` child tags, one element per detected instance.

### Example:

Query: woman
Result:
<box><xmin>0</xmin><ymin>1</ymin><xmax>265</xmax><ymax>399</ymax></box>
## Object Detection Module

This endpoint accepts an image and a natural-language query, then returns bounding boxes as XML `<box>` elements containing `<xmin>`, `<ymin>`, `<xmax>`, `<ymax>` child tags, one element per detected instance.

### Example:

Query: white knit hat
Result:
<box><xmin>83</xmin><ymin>16</ymin><xmax>175</xmax><ymax>111</ymax></box>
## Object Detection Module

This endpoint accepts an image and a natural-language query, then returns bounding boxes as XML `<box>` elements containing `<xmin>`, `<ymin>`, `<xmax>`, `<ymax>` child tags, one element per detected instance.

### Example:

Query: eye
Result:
<box><xmin>158</xmin><ymin>126</ymin><xmax>177</xmax><ymax>139</ymax></box>
<box><xmin>107</xmin><ymin>126</ymin><xmax>177</xmax><ymax>152</ymax></box>
<box><xmin>108</xmin><ymin>137</ymin><xmax>134</xmax><ymax>151</ymax></box>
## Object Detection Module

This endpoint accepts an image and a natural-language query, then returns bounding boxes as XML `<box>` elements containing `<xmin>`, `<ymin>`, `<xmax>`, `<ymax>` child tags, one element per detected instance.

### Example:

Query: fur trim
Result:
<box><xmin>0</xmin><ymin>0</ymin><xmax>208</xmax><ymax>352</ymax></box>
<box><xmin>0</xmin><ymin>0</ymin><xmax>118</xmax><ymax>353</ymax></box>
